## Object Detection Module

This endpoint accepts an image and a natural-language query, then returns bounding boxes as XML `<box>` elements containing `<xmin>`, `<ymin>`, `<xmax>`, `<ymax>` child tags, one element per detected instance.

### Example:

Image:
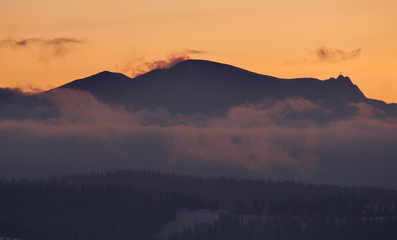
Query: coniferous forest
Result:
<box><xmin>1</xmin><ymin>170</ymin><xmax>397</xmax><ymax>240</ymax></box>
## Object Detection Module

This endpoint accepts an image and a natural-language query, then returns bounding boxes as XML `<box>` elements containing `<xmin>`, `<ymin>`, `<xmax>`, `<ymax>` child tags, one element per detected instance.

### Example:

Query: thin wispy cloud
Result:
<box><xmin>144</xmin><ymin>55</ymin><xmax>190</xmax><ymax>71</ymax></box>
<box><xmin>283</xmin><ymin>46</ymin><xmax>362</xmax><ymax>65</ymax></box>
<box><xmin>121</xmin><ymin>49</ymin><xmax>205</xmax><ymax>77</ymax></box>
<box><xmin>183</xmin><ymin>49</ymin><xmax>205</xmax><ymax>54</ymax></box>
<box><xmin>0</xmin><ymin>37</ymin><xmax>85</xmax><ymax>62</ymax></box>
<box><xmin>314</xmin><ymin>46</ymin><xmax>361</xmax><ymax>63</ymax></box>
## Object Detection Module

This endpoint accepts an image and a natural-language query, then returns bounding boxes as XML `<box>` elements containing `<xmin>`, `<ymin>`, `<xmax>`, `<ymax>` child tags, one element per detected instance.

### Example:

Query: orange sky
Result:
<box><xmin>1</xmin><ymin>0</ymin><xmax>396</xmax><ymax>103</ymax></box>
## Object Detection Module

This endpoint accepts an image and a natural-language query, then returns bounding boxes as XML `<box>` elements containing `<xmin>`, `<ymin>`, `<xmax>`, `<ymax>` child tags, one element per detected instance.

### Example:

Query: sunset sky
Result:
<box><xmin>1</xmin><ymin>0</ymin><xmax>396</xmax><ymax>103</ymax></box>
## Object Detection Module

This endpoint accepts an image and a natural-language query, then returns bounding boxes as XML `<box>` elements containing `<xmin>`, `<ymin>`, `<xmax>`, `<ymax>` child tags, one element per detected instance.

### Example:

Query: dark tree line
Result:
<box><xmin>168</xmin><ymin>213</ymin><xmax>397</xmax><ymax>240</ymax></box>
<box><xmin>0</xmin><ymin>175</ymin><xmax>212</xmax><ymax>240</ymax></box>
<box><xmin>0</xmin><ymin>169</ymin><xmax>396</xmax><ymax>240</ymax></box>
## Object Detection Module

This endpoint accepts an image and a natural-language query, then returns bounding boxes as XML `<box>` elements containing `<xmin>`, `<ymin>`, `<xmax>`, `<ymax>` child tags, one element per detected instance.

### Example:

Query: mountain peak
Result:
<box><xmin>337</xmin><ymin>74</ymin><xmax>352</xmax><ymax>83</ymax></box>
<box><xmin>95</xmin><ymin>70</ymin><xmax>115</xmax><ymax>76</ymax></box>
<box><xmin>59</xmin><ymin>70</ymin><xmax>131</xmax><ymax>91</ymax></box>
<box><xmin>166</xmin><ymin>59</ymin><xmax>271</xmax><ymax>81</ymax></box>
<box><xmin>174</xmin><ymin>59</ymin><xmax>222</xmax><ymax>66</ymax></box>
<box><xmin>327</xmin><ymin>74</ymin><xmax>353</xmax><ymax>85</ymax></box>
<box><xmin>325</xmin><ymin>74</ymin><xmax>365</xmax><ymax>100</ymax></box>
<box><xmin>170</xmin><ymin>59</ymin><xmax>234</xmax><ymax>71</ymax></box>
<box><xmin>91</xmin><ymin>71</ymin><xmax>130</xmax><ymax>80</ymax></box>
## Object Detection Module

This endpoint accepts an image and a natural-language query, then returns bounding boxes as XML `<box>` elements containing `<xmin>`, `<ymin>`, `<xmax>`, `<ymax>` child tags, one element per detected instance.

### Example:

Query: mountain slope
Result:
<box><xmin>57</xmin><ymin>59</ymin><xmax>380</xmax><ymax>114</ymax></box>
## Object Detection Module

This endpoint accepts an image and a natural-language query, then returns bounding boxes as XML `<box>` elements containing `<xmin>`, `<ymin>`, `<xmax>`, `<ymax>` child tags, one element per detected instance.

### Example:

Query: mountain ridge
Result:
<box><xmin>54</xmin><ymin>59</ymin><xmax>393</xmax><ymax>115</ymax></box>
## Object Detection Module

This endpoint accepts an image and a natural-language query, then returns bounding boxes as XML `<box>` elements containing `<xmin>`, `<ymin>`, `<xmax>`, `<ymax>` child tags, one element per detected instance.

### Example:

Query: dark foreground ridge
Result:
<box><xmin>57</xmin><ymin>59</ymin><xmax>394</xmax><ymax>115</ymax></box>
<box><xmin>1</xmin><ymin>170</ymin><xmax>396</xmax><ymax>240</ymax></box>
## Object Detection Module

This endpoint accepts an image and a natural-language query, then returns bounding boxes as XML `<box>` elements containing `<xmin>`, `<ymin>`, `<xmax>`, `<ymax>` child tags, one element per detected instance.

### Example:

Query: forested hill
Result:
<box><xmin>1</xmin><ymin>170</ymin><xmax>397</xmax><ymax>240</ymax></box>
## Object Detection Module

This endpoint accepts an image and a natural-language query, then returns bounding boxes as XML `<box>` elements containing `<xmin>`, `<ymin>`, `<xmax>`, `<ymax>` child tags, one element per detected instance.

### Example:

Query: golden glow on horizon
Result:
<box><xmin>1</xmin><ymin>0</ymin><xmax>396</xmax><ymax>102</ymax></box>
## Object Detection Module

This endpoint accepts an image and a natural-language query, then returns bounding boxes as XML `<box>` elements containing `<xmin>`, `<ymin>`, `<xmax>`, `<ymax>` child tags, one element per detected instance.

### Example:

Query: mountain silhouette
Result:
<box><xmin>58</xmin><ymin>59</ymin><xmax>392</xmax><ymax>115</ymax></box>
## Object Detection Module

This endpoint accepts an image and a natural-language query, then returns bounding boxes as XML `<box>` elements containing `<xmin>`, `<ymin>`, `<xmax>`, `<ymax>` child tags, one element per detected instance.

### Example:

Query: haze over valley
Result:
<box><xmin>1</xmin><ymin>59</ymin><xmax>396</xmax><ymax>188</ymax></box>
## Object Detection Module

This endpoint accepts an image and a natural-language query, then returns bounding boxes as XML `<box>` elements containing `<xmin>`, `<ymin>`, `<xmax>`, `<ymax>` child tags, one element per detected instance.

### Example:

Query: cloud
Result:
<box><xmin>144</xmin><ymin>55</ymin><xmax>190</xmax><ymax>70</ymax></box>
<box><xmin>121</xmin><ymin>49</ymin><xmax>205</xmax><ymax>77</ymax></box>
<box><xmin>0</xmin><ymin>89</ymin><xmax>397</xmax><ymax>188</ymax></box>
<box><xmin>0</xmin><ymin>37</ymin><xmax>84</xmax><ymax>62</ymax></box>
<box><xmin>283</xmin><ymin>46</ymin><xmax>361</xmax><ymax>65</ymax></box>
<box><xmin>182</xmin><ymin>49</ymin><xmax>205</xmax><ymax>54</ymax></box>
<box><xmin>314</xmin><ymin>46</ymin><xmax>361</xmax><ymax>62</ymax></box>
<box><xmin>20</xmin><ymin>84</ymin><xmax>45</xmax><ymax>94</ymax></box>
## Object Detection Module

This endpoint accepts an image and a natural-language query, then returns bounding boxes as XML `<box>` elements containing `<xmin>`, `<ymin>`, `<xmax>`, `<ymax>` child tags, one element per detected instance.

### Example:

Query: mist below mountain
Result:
<box><xmin>0</xmin><ymin>59</ymin><xmax>396</xmax><ymax>188</ymax></box>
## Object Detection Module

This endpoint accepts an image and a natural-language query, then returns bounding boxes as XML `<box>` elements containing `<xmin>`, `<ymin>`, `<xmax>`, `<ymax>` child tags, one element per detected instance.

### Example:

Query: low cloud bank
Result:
<box><xmin>0</xmin><ymin>89</ymin><xmax>396</xmax><ymax>188</ymax></box>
